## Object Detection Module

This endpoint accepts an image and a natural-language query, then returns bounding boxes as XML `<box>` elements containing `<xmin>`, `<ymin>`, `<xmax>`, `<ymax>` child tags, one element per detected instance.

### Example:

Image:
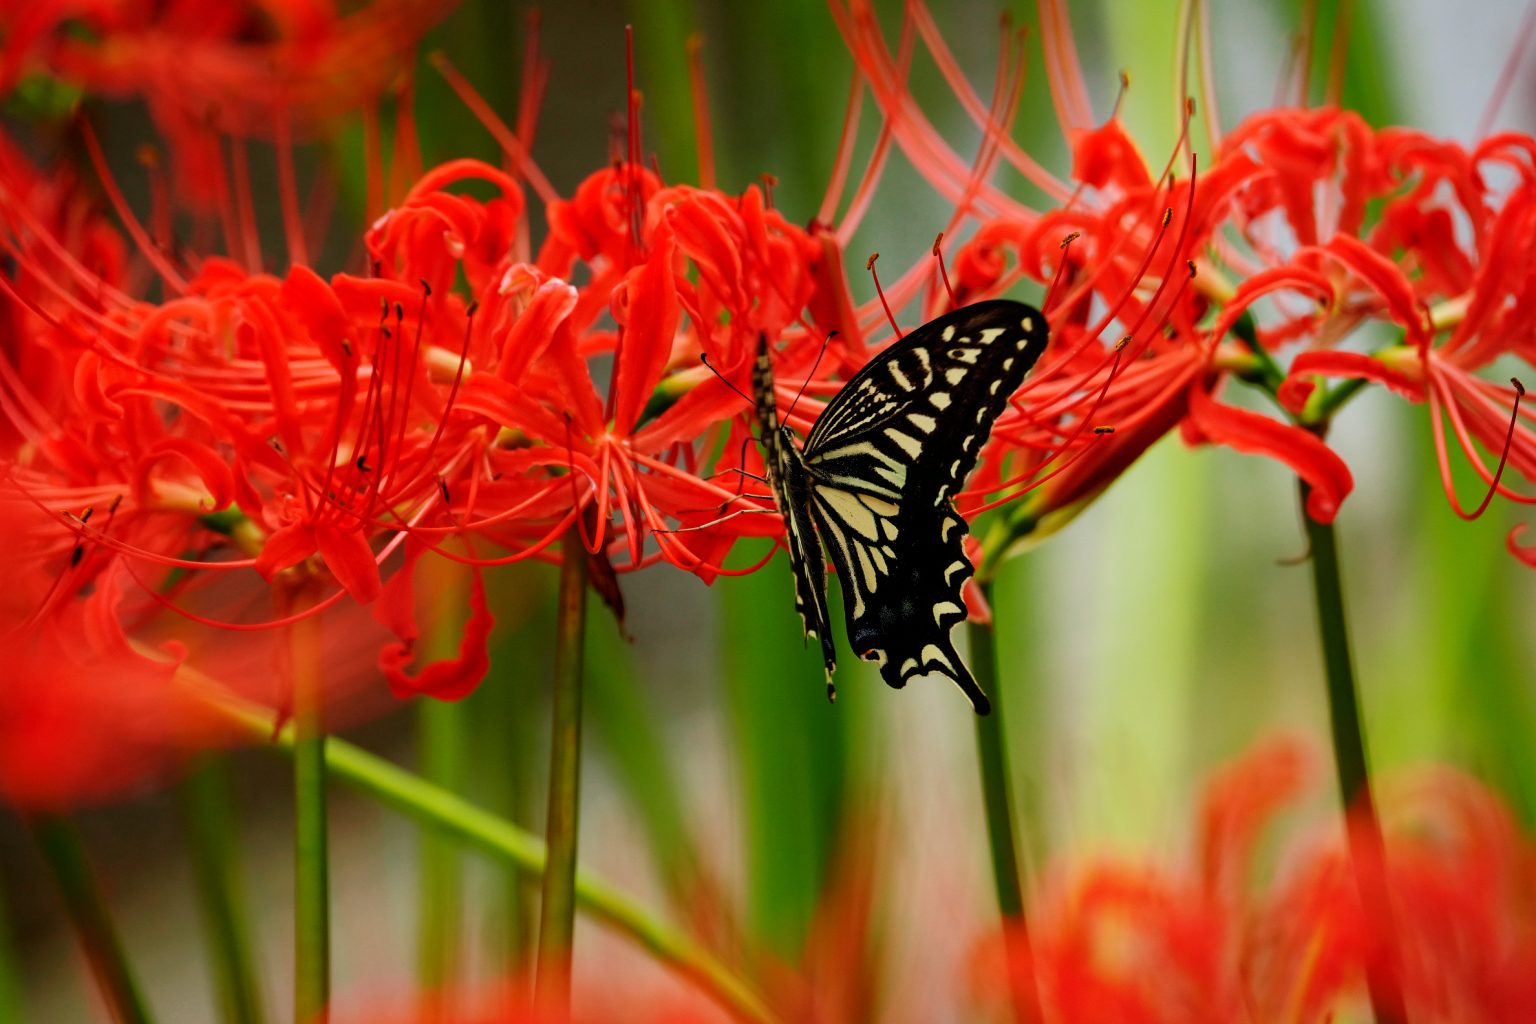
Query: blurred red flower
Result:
<box><xmin>969</xmin><ymin>739</ymin><xmax>1536</xmax><ymax>1023</ymax></box>
<box><xmin>0</xmin><ymin>0</ymin><xmax>451</xmax><ymax>209</ymax></box>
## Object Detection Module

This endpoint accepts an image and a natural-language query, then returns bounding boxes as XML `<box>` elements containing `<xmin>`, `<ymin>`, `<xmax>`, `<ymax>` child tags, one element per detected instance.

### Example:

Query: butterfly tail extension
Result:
<box><xmin>868</xmin><ymin>634</ymin><xmax>991</xmax><ymax>716</ymax></box>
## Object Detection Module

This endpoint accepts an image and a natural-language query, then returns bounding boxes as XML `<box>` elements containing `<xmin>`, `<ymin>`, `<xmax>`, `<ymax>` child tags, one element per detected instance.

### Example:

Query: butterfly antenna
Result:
<box><xmin>867</xmin><ymin>252</ymin><xmax>902</xmax><ymax>338</ymax></box>
<box><xmin>932</xmin><ymin>232</ymin><xmax>958</xmax><ymax>311</ymax></box>
<box><xmin>784</xmin><ymin>330</ymin><xmax>838</xmax><ymax>423</ymax></box>
<box><xmin>699</xmin><ymin>351</ymin><xmax>756</xmax><ymax>408</ymax></box>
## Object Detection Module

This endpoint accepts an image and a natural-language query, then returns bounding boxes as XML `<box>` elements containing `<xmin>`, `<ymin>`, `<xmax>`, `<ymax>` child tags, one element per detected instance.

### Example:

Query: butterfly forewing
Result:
<box><xmin>801</xmin><ymin>300</ymin><xmax>1048</xmax><ymax>713</ymax></box>
<box><xmin>754</xmin><ymin>337</ymin><xmax>838</xmax><ymax>693</ymax></box>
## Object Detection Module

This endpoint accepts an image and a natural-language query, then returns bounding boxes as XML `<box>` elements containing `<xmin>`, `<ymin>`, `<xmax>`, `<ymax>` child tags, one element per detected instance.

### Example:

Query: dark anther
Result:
<box><xmin>439</xmin><ymin>479</ymin><xmax>451</xmax><ymax>503</ymax></box>
<box><xmin>466</xmin><ymin>301</ymin><xmax>479</xmax><ymax>317</ymax></box>
<box><xmin>420</xmin><ymin>278</ymin><xmax>432</xmax><ymax>296</ymax></box>
<box><xmin>1513</xmin><ymin>377</ymin><xmax>1526</xmax><ymax>397</ymax></box>
<box><xmin>394</xmin><ymin>302</ymin><xmax>404</xmax><ymax>322</ymax></box>
<box><xmin>108</xmin><ymin>494</ymin><xmax>122</xmax><ymax>513</ymax></box>
<box><xmin>70</xmin><ymin>544</ymin><xmax>85</xmax><ymax>567</ymax></box>
<box><xmin>866</xmin><ymin>252</ymin><xmax>880</xmax><ymax>271</ymax></box>
<box><xmin>356</xmin><ymin>456</ymin><xmax>371</xmax><ymax>472</ymax></box>
<box><xmin>1094</xmin><ymin>426</ymin><xmax>1115</xmax><ymax>435</ymax></box>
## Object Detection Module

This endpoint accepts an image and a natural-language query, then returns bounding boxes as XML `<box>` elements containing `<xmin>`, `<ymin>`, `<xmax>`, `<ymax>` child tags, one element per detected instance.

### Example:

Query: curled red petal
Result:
<box><xmin>375</xmin><ymin>548</ymin><xmax>495</xmax><ymax>701</ymax></box>
<box><xmin>1071</xmin><ymin>118</ymin><xmax>1152</xmax><ymax>191</ymax></box>
<box><xmin>1508</xmin><ymin>524</ymin><xmax>1536</xmax><ymax>568</ymax></box>
<box><xmin>1187</xmin><ymin>386</ymin><xmax>1354</xmax><ymax>523</ymax></box>
<box><xmin>1281</xmin><ymin>350</ymin><xmax>1425</xmax><ymax>415</ymax></box>
<box><xmin>135</xmin><ymin>437</ymin><xmax>236</xmax><ymax>511</ymax></box>
<box><xmin>1317</xmin><ymin>235</ymin><xmax>1428</xmax><ymax>344</ymax></box>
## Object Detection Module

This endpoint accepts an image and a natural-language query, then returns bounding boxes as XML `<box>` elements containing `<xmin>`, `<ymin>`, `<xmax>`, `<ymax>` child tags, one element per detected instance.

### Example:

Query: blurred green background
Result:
<box><xmin>4</xmin><ymin>1</ymin><xmax>1536</xmax><ymax>1020</ymax></box>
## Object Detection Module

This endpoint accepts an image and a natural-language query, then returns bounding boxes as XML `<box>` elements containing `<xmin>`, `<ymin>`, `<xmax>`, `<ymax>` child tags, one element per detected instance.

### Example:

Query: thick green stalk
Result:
<box><xmin>1299</xmin><ymin>482</ymin><xmax>1406</xmax><ymax>1024</ymax></box>
<box><xmin>967</xmin><ymin>579</ymin><xmax>1042</xmax><ymax>1024</ymax></box>
<box><xmin>289</xmin><ymin>601</ymin><xmax>329</xmax><ymax>1022</ymax></box>
<box><xmin>534</xmin><ymin>528</ymin><xmax>589</xmax><ymax>1014</ymax></box>
<box><xmin>417</xmin><ymin>567</ymin><xmax>471</xmax><ymax>998</ymax></box>
<box><xmin>179</xmin><ymin>758</ymin><xmax>266</xmax><ymax>1024</ymax></box>
<box><xmin>188</xmin><ymin>682</ymin><xmax>776</xmax><ymax>1023</ymax></box>
<box><xmin>417</xmin><ymin>700</ymin><xmax>466</xmax><ymax>998</ymax></box>
<box><xmin>0</xmin><ymin>884</ymin><xmax>21</xmax><ymax>1023</ymax></box>
<box><xmin>32</xmin><ymin>816</ymin><xmax>154</xmax><ymax>1024</ymax></box>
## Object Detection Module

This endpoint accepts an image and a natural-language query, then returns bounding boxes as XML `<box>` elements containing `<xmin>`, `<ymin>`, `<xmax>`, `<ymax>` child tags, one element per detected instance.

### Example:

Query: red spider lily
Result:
<box><xmin>321</xmin><ymin>977</ymin><xmax>723</xmax><ymax>1024</ymax></box>
<box><xmin>969</xmin><ymin>738</ymin><xmax>1536</xmax><ymax>1023</ymax></box>
<box><xmin>0</xmin><ymin>126</ymin><xmax>510</xmax><ymax>708</ymax></box>
<box><xmin>1208</xmin><ymin>109</ymin><xmax>1536</xmax><ymax>564</ymax></box>
<box><xmin>832</xmin><ymin>0</ymin><xmax>1356</xmax><ymax>544</ymax></box>
<box><xmin>1</xmin><ymin>0</ymin><xmax>450</xmax><ymax>210</ymax></box>
<box><xmin>0</xmin><ymin>502</ymin><xmax>210</xmax><ymax>809</ymax></box>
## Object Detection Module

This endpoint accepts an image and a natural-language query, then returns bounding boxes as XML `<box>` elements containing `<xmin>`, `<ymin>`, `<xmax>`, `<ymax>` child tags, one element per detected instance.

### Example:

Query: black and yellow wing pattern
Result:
<box><xmin>754</xmin><ymin>300</ymin><xmax>1048</xmax><ymax>714</ymax></box>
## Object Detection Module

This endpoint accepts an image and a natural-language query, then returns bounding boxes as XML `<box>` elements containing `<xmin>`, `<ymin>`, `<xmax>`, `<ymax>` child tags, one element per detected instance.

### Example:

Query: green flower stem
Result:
<box><xmin>178</xmin><ymin>757</ymin><xmax>266</xmax><ymax>1024</ymax></box>
<box><xmin>534</xmin><ymin>526</ymin><xmax>590</xmax><ymax>1016</ymax></box>
<box><xmin>417</xmin><ymin>700</ymin><xmax>467</xmax><ymax>995</ymax></box>
<box><xmin>31</xmin><ymin>816</ymin><xmax>154</xmax><ymax>1024</ymax></box>
<box><xmin>967</xmin><ymin>578</ymin><xmax>1042</xmax><ymax>1024</ymax></box>
<box><xmin>417</xmin><ymin>568</ymin><xmax>471</xmax><ymax>995</ymax></box>
<box><xmin>1299</xmin><ymin>482</ymin><xmax>1406</xmax><ymax>1024</ymax></box>
<box><xmin>288</xmin><ymin>600</ymin><xmax>329</xmax><ymax>1022</ymax></box>
<box><xmin>187</xmin><ymin>682</ymin><xmax>777</xmax><ymax>1024</ymax></box>
<box><xmin>0</xmin><ymin>884</ymin><xmax>21</xmax><ymax>1023</ymax></box>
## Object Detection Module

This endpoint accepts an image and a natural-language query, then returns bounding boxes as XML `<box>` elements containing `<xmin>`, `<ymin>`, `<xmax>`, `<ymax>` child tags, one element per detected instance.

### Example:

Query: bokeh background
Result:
<box><xmin>4</xmin><ymin>1</ymin><xmax>1536</xmax><ymax>1021</ymax></box>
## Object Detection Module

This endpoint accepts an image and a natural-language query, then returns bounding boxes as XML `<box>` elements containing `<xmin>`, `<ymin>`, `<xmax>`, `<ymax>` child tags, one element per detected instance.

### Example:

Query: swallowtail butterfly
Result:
<box><xmin>754</xmin><ymin>299</ymin><xmax>1048</xmax><ymax>715</ymax></box>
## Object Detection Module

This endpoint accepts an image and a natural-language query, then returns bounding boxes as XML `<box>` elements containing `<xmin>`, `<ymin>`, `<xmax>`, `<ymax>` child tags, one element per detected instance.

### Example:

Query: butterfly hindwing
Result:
<box><xmin>802</xmin><ymin>300</ymin><xmax>1048</xmax><ymax>713</ymax></box>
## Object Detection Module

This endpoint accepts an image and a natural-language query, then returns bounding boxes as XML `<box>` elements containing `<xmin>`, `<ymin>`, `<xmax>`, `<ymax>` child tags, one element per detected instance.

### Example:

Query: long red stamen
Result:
<box><xmin>817</xmin><ymin>71</ymin><xmax>865</xmax><ymax>228</ymax></box>
<box><xmin>229</xmin><ymin>136</ymin><xmax>262</xmax><ymax>270</ymax></box>
<box><xmin>1460</xmin><ymin>378</ymin><xmax>1530</xmax><ymax>519</ymax></box>
<box><xmin>832</xmin><ymin>16</ymin><xmax>909</xmax><ymax>243</ymax></box>
<box><xmin>1041</xmin><ymin>232</ymin><xmax>1081</xmax><ymax>314</ymax></box>
<box><xmin>867</xmin><ymin>253</ymin><xmax>901</xmax><ymax>338</ymax></box>
<box><xmin>1476</xmin><ymin>3</ymin><xmax>1536</xmax><ymax>138</ymax></box>
<box><xmin>79</xmin><ymin>122</ymin><xmax>189</xmax><ymax>292</ymax></box>
<box><xmin>626</xmin><ymin>24</ymin><xmax>645</xmax><ymax>259</ymax></box>
<box><xmin>136</xmin><ymin>145</ymin><xmax>175</xmax><ymax>262</ymax></box>
<box><xmin>398</xmin><ymin>71</ymin><xmax>424</xmax><ymax>196</ymax></box>
<box><xmin>385</xmin><ymin>303</ymin><xmax>476</xmax><ymax>507</ymax></box>
<box><xmin>1433</xmin><ymin>373</ymin><xmax>1536</xmax><ymax>515</ymax></box>
<box><xmin>908</xmin><ymin>2</ymin><xmax>1071</xmax><ymax>204</ymax></box>
<box><xmin>686</xmin><ymin>33</ymin><xmax>716</xmax><ymax>190</ymax></box>
<box><xmin>361</xmin><ymin>103</ymin><xmax>386</xmax><ymax>226</ymax></box>
<box><xmin>932</xmin><ymin>233</ymin><xmax>957</xmax><ymax>309</ymax></box>
<box><xmin>275</xmin><ymin>117</ymin><xmax>308</xmax><ymax>268</ymax></box>
<box><xmin>1037</xmin><ymin>0</ymin><xmax>1096</xmax><ymax>134</ymax></box>
<box><xmin>1296</xmin><ymin>0</ymin><xmax>1319</xmax><ymax>105</ymax></box>
<box><xmin>430</xmin><ymin>53</ymin><xmax>558</xmax><ymax>204</ymax></box>
<box><xmin>1324</xmin><ymin>0</ymin><xmax>1352</xmax><ymax>108</ymax></box>
<box><xmin>517</xmin><ymin>10</ymin><xmax>549</xmax><ymax>149</ymax></box>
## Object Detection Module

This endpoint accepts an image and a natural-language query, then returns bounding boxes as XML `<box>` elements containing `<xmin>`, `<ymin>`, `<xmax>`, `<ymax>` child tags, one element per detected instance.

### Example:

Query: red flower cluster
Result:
<box><xmin>8</xmin><ymin>0</ymin><xmax>1536</xmax><ymax>811</ymax></box>
<box><xmin>843</xmin><ymin>0</ymin><xmax>1536</xmax><ymax>557</ymax></box>
<box><xmin>0</xmin><ymin>0</ymin><xmax>450</xmax><ymax>209</ymax></box>
<box><xmin>969</xmin><ymin>739</ymin><xmax>1536</xmax><ymax>1023</ymax></box>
